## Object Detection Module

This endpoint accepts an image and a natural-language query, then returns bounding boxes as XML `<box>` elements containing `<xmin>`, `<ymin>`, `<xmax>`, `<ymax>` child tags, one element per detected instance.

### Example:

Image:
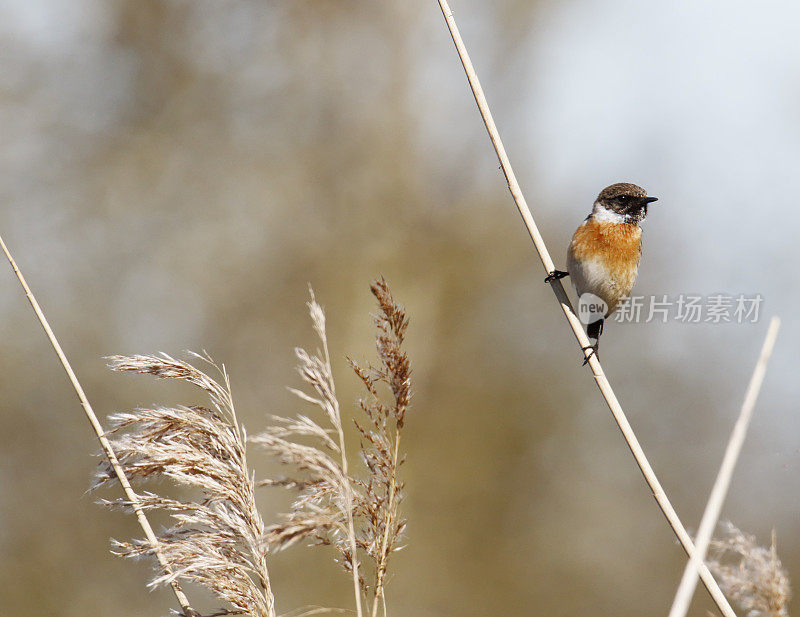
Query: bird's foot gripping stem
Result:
<box><xmin>544</xmin><ymin>269</ymin><xmax>569</xmax><ymax>284</ymax></box>
<box><xmin>581</xmin><ymin>343</ymin><xmax>598</xmax><ymax>366</ymax></box>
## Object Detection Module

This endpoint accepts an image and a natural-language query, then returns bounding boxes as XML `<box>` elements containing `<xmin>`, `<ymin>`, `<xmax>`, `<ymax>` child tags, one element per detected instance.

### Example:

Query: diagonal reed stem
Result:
<box><xmin>668</xmin><ymin>317</ymin><xmax>780</xmax><ymax>617</ymax></box>
<box><xmin>0</xmin><ymin>234</ymin><xmax>197</xmax><ymax>617</ymax></box>
<box><xmin>434</xmin><ymin>2</ymin><xmax>737</xmax><ymax>615</ymax></box>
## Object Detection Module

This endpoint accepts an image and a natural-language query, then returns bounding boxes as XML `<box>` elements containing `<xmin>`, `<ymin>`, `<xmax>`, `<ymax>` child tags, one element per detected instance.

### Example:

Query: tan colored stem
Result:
<box><xmin>0</xmin><ymin>234</ymin><xmax>196</xmax><ymax>617</ymax></box>
<box><xmin>668</xmin><ymin>317</ymin><xmax>780</xmax><ymax>617</ymax></box>
<box><xmin>321</xmin><ymin>317</ymin><xmax>364</xmax><ymax>617</ymax></box>
<box><xmin>433</xmin><ymin>2</ymin><xmax>737</xmax><ymax>616</ymax></box>
<box><xmin>371</xmin><ymin>431</ymin><xmax>402</xmax><ymax>617</ymax></box>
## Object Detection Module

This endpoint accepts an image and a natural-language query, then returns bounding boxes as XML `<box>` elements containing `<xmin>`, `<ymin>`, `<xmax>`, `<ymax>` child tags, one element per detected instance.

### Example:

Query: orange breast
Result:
<box><xmin>569</xmin><ymin>219</ymin><xmax>642</xmax><ymax>278</ymax></box>
<box><xmin>567</xmin><ymin>219</ymin><xmax>643</xmax><ymax>312</ymax></box>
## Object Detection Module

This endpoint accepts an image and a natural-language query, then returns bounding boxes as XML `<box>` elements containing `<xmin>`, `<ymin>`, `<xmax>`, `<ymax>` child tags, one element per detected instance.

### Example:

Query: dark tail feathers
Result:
<box><xmin>587</xmin><ymin>319</ymin><xmax>604</xmax><ymax>340</ymax></box>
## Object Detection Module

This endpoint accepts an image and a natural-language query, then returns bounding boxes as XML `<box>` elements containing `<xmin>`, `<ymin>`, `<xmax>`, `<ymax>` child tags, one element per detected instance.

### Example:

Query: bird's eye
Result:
<box><xmin>618</xmin><ymin>195</ymin><xmax>629</xmax><ymax>202</ymax></box>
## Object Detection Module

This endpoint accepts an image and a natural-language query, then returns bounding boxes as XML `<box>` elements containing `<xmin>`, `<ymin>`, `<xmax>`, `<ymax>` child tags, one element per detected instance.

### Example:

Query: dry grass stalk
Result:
<box><xmin>96</xmin><ymin>352</ymin><xmax>275</xmax><ymax>617</ymax></box>
<box><xmin>708</xmin><ymin>523</ymin><xmax>791</xmax><ymax>617</ymax></box>
<box><xmin>0</xmin><ymin>235</ymin><xmax>197</xmax><ymax>616</ymax></box>
<box><xmin>349</xmin><ymin>278</ymin><xmax>410</xmax><ymax>617</ymax></box>
<box><xmin>433</xmin><ymin>3</ymin><xmax>736</xmax><ymax>615</ymax></box>
<box><xmin>669</xmin><ymin>317</ymin><xmax>781</xmax><ymax>617</ymax></box>
<box><xmin>251</xmin><ymin>287</ymin><xmax>364</xmax><ymax>617</ymax></box>
<box><xmin>253</xmin><ymin>279</ymin><xmax>411</xmax><ymax>617</ymax></box>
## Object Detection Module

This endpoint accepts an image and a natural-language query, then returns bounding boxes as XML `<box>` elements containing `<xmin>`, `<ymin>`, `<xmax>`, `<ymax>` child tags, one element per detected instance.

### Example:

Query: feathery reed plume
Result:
<box><xmin>349</xmin><ymin>278</ymin><xmax>410</xmax><ymax>617</ymax></box>
<box><xmin>708</xmin><ymin>522</ymin><xmax>791</xmax><ymax>617</ymax></box>
<box><xmin>96</xmin><ymin>352</ymin><xmax>276</xmax><ymax>617</ymax></box>
<box><xmin>252</xmin><ymin>279</ymin><xmax>411</xmax><ymax>617</ymax></box>
<box><xmin>251</xmin><ymin>288</ymin><xmax>364</xmax><ymax>617</ymax></box>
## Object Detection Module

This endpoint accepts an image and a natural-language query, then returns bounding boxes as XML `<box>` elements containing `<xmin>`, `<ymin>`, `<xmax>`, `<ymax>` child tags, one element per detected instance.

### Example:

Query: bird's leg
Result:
<box><xmin>544</xmin><ymin>269</ymin><xmax>569</xmax><ymax>283</ymax></box>
<box><xmin>582</xmin><ymin>319</ymin><xmax>603</xmax><ymax>365</ymax></box>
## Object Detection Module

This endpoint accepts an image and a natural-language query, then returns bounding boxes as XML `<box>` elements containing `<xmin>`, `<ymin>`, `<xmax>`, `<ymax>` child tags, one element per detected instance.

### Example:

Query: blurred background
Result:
<box><xmin>1</xmin><ymin>1</ymin><xmax>799</xmax><ymax>615</ymax></box>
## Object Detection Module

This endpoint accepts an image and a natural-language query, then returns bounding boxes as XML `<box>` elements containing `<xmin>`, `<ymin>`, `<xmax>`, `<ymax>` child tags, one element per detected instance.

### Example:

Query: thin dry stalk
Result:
<box><xmin>0</xmin><ymin>235</ymin><xmax>197</xmax><ymax>617</ymax></box>
<box><xmin>252</xmin><ymin>289</ymin><xmax>363</xmax><ymax>617</ymax></box>
<box><xmin>669</xmin><ymin>317</ymin><xmax>781</xmax><ymax>617</ymax></box>
<box><xmin>708</xmin><ymin>523</ymin><xmax>791</xmax><ymax>617</ymax></box>
<box><xmin>253</xmin><ymin>280</ymin><xmax>411</xmax><ymax>617</ymax></box>
<box><xmin>98</xmin><ymin>353</ymin><xmax>275</xmax><ymax>617</ymax></box>
<box><xmin>433</xmin><ymin>3</ymin><xmax>736</xmax><ymax>615</ymax></box>
<box><xmin>349</xmin><ymin>278</ymin><xmax>410</xmax><ymax>617</ymax></box>
<box><xmin>314</xmin><ymin>290</ymin><xmax>365</xmax><ymax>617</ymax></box>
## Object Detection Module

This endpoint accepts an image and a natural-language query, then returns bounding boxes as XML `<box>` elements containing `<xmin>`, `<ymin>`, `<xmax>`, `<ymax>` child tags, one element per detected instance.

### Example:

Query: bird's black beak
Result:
<box><xmin>637</xmin><ymin>196</ymin><xmax>657</xmax><ymax>218</ymax></box>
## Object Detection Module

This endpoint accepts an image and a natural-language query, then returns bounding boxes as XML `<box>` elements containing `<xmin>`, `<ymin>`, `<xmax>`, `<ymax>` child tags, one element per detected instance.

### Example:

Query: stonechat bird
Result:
<box><xmin>545</xmin><ymin>182</ymin><xmax>658</xmax><ymax>362</ymax></box>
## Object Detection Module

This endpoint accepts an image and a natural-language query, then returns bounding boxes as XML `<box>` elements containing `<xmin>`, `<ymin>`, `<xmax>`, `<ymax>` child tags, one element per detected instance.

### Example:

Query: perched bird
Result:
<box><xmin>545</xmin><ymin>182</ymin><xmax>658</xmax><ymax>362</ymax></box>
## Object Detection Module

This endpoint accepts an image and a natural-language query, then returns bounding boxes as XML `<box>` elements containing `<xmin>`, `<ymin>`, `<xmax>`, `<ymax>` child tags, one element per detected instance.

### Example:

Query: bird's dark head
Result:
<box><xmin>594</xmin><ymin>182</ymin><xmax>658</xmax><ymax>225</ymax></box>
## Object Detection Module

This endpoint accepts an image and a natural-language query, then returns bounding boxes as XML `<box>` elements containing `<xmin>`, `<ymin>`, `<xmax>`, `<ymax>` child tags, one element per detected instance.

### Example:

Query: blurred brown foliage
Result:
<box><xmin>0</xmin><ymin>2</ymin><xmax>796</xmax><ymax>617</ymax></box>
